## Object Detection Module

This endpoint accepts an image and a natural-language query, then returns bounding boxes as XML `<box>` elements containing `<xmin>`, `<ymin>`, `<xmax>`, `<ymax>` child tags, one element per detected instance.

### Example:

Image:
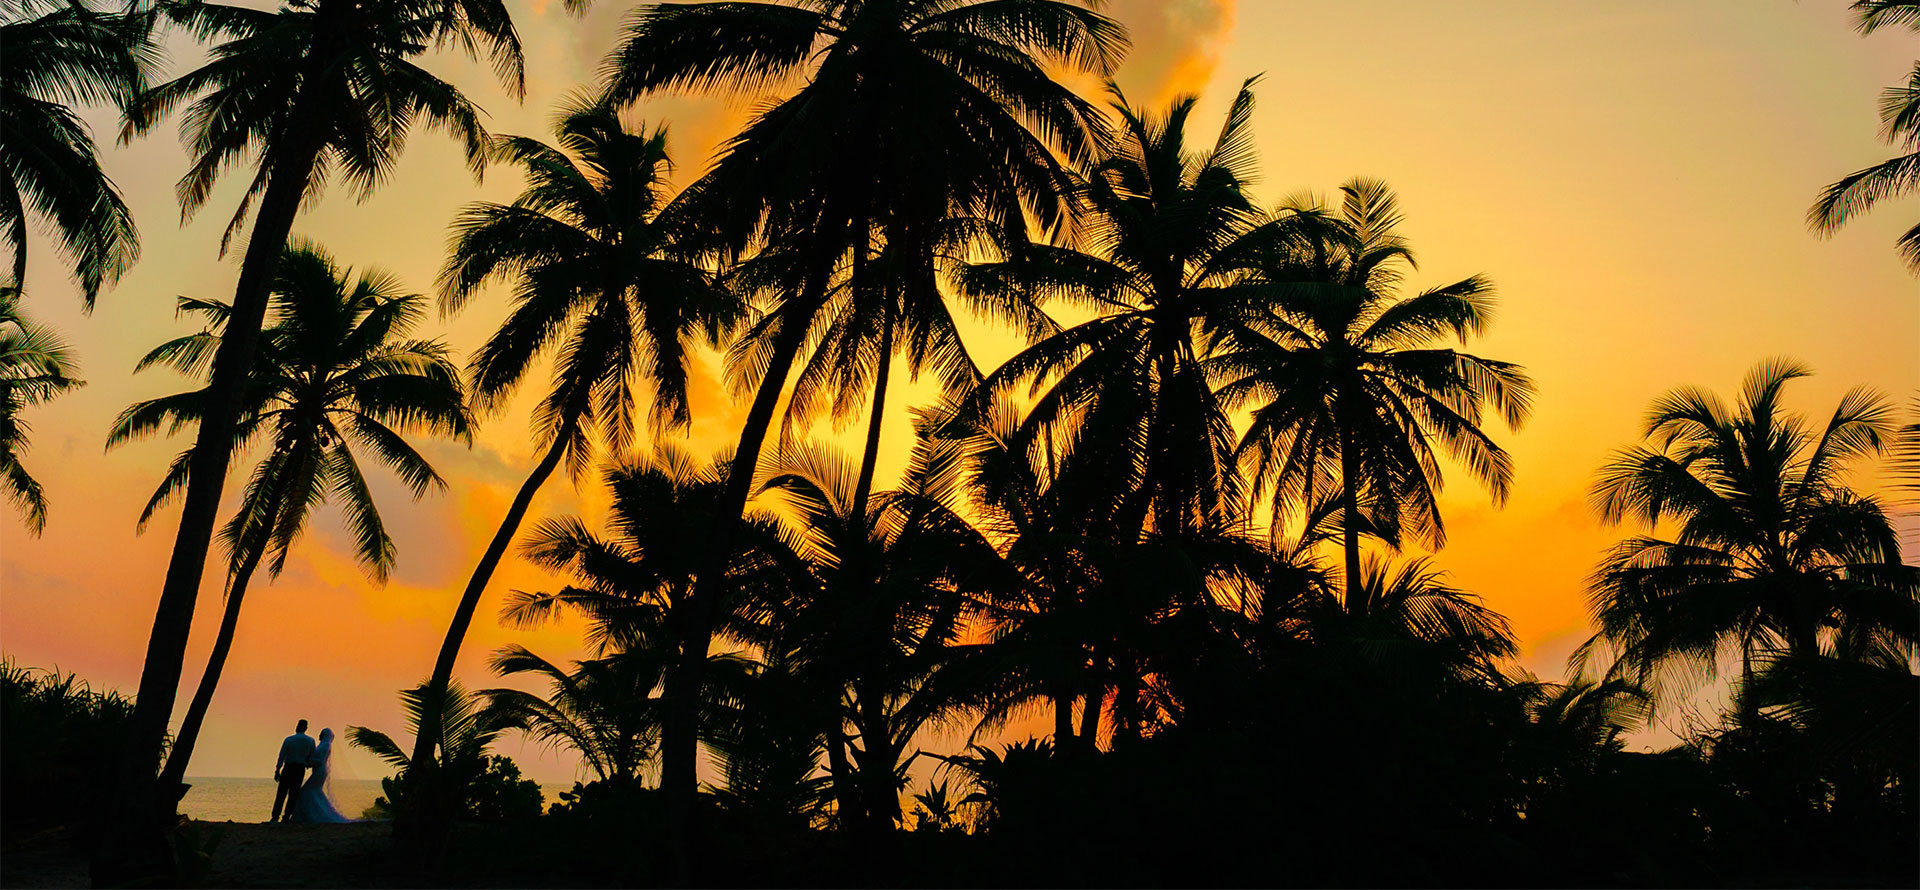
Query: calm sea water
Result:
<box><xmin>180</xmin><ymin>777</ymin><xmax>573</xmax><ymax>823</ymax></box>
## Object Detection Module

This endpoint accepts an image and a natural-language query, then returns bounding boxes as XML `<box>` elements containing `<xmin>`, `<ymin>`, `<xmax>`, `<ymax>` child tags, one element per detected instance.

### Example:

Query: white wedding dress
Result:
<box><xmin>289</xmin><ymin>728</ymin><xmax>356</xmax><ymax>823</ymax></box>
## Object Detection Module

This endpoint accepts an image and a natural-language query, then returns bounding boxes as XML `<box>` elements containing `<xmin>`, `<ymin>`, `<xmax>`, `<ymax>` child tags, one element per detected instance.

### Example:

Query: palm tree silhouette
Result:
<box><xmin>107</xmin><ymin>0</ymin><xmax>521</xmax><ymax>844</ymax></box>
<box><xmin>953</xmin><ymin>78</ymin><xmax>1274</xmax><ymax>540</ymax></box>
<box><xmin>753</xmin><ymin>441</ymin><xmax>1007</xmax><ymax>831</ymax></box>
<box><xmin>934</xmin><ymin>398</ymin><xmax>1104</xmax><ymax>750</ymax></box>
<box><xmin>0</xmin><ymin>289</ymin><xmax>81</xmax><ymax>533</ymax></box>
<box><xmin>483</xmin><ymin>647</ymin><xmax>669</xmax><ymax>788</ymax></box>
<box><xmin>1214</xmin><ymin>179</ymin><xmax>1534</xmax><ymax>610</ymax></box>
<box><xmin>348</xmin><ymin>680</ymin><xmax>519</xmax><ymax>824</ymax></box>
<box><xmin>1</xmin><ymin>0</ymin><xmax>152</xmax><ymax>304</ymax></box>
<box><xmin>1581</xmin><ymin>360</ymin><xmax>1910</xmax><ymax>697</ymax></box>
<box><xmin>1809</xmin><ymin>1</ymin><xmax>1919</xmax><ymax>273</ymax></box>
<box><xmin>419</xmin><ymin>98</ymin><xmax>744</xmax><ymax>792</ymax></box>
<box><xmin>109</xmin><ymin>243</ymin><xmax>470</xmax><ymax>794</ymax></box>
<box><xmin>602</xmin><ymin>0</ymin><xmax>1128</xmax><ymax>827</ymax></box>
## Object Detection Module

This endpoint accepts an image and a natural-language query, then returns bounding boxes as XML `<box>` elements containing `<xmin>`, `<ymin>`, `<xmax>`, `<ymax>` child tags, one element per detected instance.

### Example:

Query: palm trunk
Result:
<box><xmin>849</xmin><ymin>308</ymin><xmax>894</xmax><ymax>522</ymax></box>
<box><xmin>853</xmin><ymin>681</ymin><xmax>897</xmax><ymax>834</ymax></box>
<box><xmin>1052</xmin><ymin>690</ymin><xmax>1074</xmax><ymax>746</ymax></box>
<box><xmin>399</xmin><ymin>421</ymin><xmax>573</xmax><ymax>846</ymax></box>
<box><xmin>1078</xmin><ymin>687</ymin><xmax>1102</xmax><ymax>751</ymax></box>
<box><xmin>661</xmin><ymin>297</ymin><xmax>819</xmax><ymax>867</ymax></box>
<box><xmin>849</xmin><ymin>223</ymin><xmax>899</xmax><ymax>522</ymax></box>
<box><xmin>1112</xmin><ymin>666</ymin><xmax>1141</xmax><ymax>750</ymax></box>
<box><xmin>100</xmin><ymin>110</ymin><xmax>326</xmax><ymax>883</ymax></box>
<box><xmin>1341</xmin><ymin>425</ymin><xmax>1363</xmax><ymax>614</ymax></box>
<box><xmin>156</xmin><ymin>491</ymin><xmax>287</xmax><ymax>793</ymax></box>
<box><xmin>825</xmin><ymin>712</ymin><xmax>862</xmax><ymax>828</ymax></box>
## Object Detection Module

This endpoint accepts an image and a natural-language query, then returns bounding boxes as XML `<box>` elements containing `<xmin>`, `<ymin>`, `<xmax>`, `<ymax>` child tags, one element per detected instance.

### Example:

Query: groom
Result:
<box><xmin>272</xmin><ymin>719</ymin><xmax>316</xmax><ymax>822</ymax></box>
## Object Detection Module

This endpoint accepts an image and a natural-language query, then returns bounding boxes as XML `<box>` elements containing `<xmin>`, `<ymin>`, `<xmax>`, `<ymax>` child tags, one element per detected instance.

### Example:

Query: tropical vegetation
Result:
<box><xmin>0</xmin><ymin>0</ymin><xmax>1908</xmax><ymax>887</ymax></box>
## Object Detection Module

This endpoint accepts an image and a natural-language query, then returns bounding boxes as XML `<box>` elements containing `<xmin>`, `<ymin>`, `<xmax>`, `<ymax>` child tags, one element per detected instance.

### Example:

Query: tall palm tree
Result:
<box><xmin>1581</xmin><ymin>360</ymin><xmax>1913</xmax><ymax>699</ymax></box>
<box><xmin>107</xmin><ymin>0</ymin><xmax>521</xmax><ymax>844</ymax></box>
<box><xmin>1214</xmin><ymin>179</ymin><xmax>1534</xmax><ymax>610</ymax></box>
<box><xmin>1</xmin><ymin>0</ymin><xmax>151</xmax><ymax>304</ymax></box>
<box><xmin>1810</xmin><ymin>0</ymin><xmax>1919</xmax><ymax>273</ymax></box>
<box><xmin>108</xmin><ymin>244</ymin><xmax>471</xmax><ymax>794</ymax></box>
<box><xmin>953</xmin><ymin>79</ymin><xmax>1273</xmax><ymax>540</ymax></box>
<box><xmin>0</xmin><ymin>289</ymin><xmax>81</xmax><ymax>533</ymax></box>
<box><xmin>602</xmin><ymin>0</ymin><xmax>1128</xmax><ymax>824</ymax></box>
<box><xmin>419</xmin><ymin>98</ymin><xmax>743</xmax><ymax>789</ymax></box>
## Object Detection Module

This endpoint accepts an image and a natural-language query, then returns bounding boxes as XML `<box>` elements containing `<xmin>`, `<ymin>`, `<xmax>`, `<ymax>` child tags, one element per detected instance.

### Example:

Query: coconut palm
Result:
<box><xmin>934</xmin><ymin>397</ymin><xmax>1106</xmax><ymax>749</ymax></box>
<box><xmin>602</xmin><ymin>0</ymin><xmax>1128</xmax><ymax>822</ymax></box>
<box><xmin>1809</xmin><ymin>1</ymin><xmax>1919</xmax><ymax>272</ymax></box>
<box><xmin>108</xmin><ymin>244</ymin><xmax>471</xmax><ymax>793</ymax></box>
<box><xmin>754</xmin><ymin>442</ymin><xmax>1017</xmax><ymax>831</ymax></box>
<box><xmin>418</xmin><ymin>100</ymin><xmax>744</xmax><ymax>786</ymax></box>
<box><xmin>483</xmin><ymin>647</ymin><xmax>668</xmax><ymax>787</ymax></box>
<box><xmin>953</xmin><ymin>79</ymin><xmax>1276</xmax><ymax>540</ymax></box>
<box><xmin>1214</xmin><ymin>179</ymin><xmax>1534</xmax><ymax>610</ymax></box>
<box><xmin>0</xmin><ymin>289</ymin><xmax>81</xmax><ymax>533</ymax></box>
<box><xmin>1581</xmin><ymin>360</ymin><xmax>1914</xmax><ymax>699</ymax></box>
<box><xmin>1</xmin><ymin>0</ymin><xmax>152</xmax><ymax>304</ymax></box>
<box><xmin>498</xmin><ymin>450</ymin><xmax>792</xmax><ymax>793</ymax></box>
<box><xmin>348</xmin><ymin>680</ymin><xmax>520</xmax><ymax>826</ymax></box>
<box><xmin>108</xmin><ymin>0</ymin><xmax>522</xmax><ymax>838</ymax></box>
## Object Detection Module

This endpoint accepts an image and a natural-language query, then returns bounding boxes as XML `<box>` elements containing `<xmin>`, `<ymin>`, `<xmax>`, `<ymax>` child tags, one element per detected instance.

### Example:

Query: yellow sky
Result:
<box><xmin>1</xmin><ymin>0</ymin><xmax>1915</xmax><ymax>785</ymax></box>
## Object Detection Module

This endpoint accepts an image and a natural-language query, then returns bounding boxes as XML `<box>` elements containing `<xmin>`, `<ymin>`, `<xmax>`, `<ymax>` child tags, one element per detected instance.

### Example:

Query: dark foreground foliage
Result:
<box><xmin>0</xmin><ymin>659</ymin><xmax>137</xmax><ymax>847</ymax></box>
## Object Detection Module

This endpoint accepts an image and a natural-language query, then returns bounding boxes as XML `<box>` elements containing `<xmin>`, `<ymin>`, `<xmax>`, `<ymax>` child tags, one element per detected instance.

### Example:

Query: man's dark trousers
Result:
<box><xmin>271</xmin><ymin>765</ymin><xmax>307</xmax><ymax>822</ymax></box>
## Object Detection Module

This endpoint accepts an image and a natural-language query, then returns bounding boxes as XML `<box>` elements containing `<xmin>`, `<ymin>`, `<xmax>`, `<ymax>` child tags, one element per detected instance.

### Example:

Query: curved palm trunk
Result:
<box><xmin>662</xmin><ymin>300</ymin><xmax>818</xmax><ymax>868</ymax></box>
<box><xmin>101</xmin><ymin>107</ymin><xmax>328</xmax><ymax>883</ymax></box>
<box><xmin>156</xmin><ymin>495</ymin><xmax>286</xmax><ymax>792</ymax></box>
<box><xmin>849</xmin><ymin>307</ymin><xmax>894</xmax><ymax>522</ymax></box>
<box><xmin>399</xmin><ymin>422</ymin><xmax>573</xmax><ymax>846</ymax></box>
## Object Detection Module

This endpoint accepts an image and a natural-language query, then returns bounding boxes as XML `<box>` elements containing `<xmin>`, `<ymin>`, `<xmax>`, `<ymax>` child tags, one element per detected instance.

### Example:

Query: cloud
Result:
<box><xmin>1107</xmin><ymin>0</ymin><xmax>1239</xmax><ymax>104</ymax></box>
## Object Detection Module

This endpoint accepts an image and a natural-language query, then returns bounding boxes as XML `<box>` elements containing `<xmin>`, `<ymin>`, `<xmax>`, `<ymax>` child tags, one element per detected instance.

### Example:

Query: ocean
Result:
<box><xmin>179</xmin><ymin>777</ymin><xmax>574</xmax><ymax>823</ymax></box>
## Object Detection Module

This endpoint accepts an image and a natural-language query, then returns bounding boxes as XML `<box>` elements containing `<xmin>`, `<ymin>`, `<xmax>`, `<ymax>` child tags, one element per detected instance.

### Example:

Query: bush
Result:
<box><xmin>0</xmin><ymin>659</ymin><xmax>138</xmax><ymax>845</ymax></box>
<box><xmin>465</xmin><ymin>755</ymin><xmax>543</xmax><ymax>823</ymax></box>
<box><xmin>367</xmin><ymin>755</ymin><xmax>542</xmax><ymax>823</ymax></box>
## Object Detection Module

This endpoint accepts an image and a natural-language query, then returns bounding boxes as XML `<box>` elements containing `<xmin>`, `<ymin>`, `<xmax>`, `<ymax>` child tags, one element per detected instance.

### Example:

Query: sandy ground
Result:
<box><xmin>2</xmin><ymin>822</ymin><xmax>405</xmax><ymax>889</ymax></box>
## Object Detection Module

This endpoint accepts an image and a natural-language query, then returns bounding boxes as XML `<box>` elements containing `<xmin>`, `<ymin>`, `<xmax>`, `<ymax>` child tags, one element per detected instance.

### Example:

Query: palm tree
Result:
<box><xmin>2</xmin><ymin>0</ymin><xmax>151</xmax><ymax>304</ymax></box>
<box><xmin>108</xmin><ymin>244</ymin><xmax>471</xmax><ymax>794</ymax></box>
<box><xmin>483</xmin><ymin>647</ymin><xmax>668</xmax><ymax>787</ymax></box>
<box><xmin>0</xmin><ymin>289</ymin><xmax>81</xmax><ymax>533</ymax></box>
<box><xmin>1250</xmin><ymin>555</ymin><xmax>1518</xmax><ymax>694</ymax></box>
<box><xmin>936</xmin><ymin>397</ymin><xmax>1105</xmax><ymax>749</ymax></box>
<box><xmin>1214</xmin><ymin>179</ymin><xmax>1534</xmax><ymax>610</ymax></box>
<box><xmin>108</xmin><ymin>0</ymin><xmax>521</xmax><ymax>843</ymax></box>
<box><xmin>602</xmin><ymin>0</ymin><xmax>1128</xmax><ymax>824</ymax></box>
<box><xmin>348</xmin><ymin>680</ymin><xmax>519</xmax><ymax>826</ymax></box>
<box><xmin>1810</xmin><ymin>0</ymin><xmax>1919</xmax><ymax>273</ymax></box>
<box><xmin>755</xmin><ymin>442</ymin><xmax>1015</xmax><ymax>831</ymax></box>
<box><xmin>953</xmin><ymin>79</ymin><xmax>1275</xmax><ymax>540</ymax></box>
<box><xmin>1581</xmin><ymin>360</ymin><xmax>1913</xmax><ymax>699</ymax></box>
<box><xmin>419</xmin><ymin>98</ymin><xmax>744</xmax><ymax>790</ymax></box>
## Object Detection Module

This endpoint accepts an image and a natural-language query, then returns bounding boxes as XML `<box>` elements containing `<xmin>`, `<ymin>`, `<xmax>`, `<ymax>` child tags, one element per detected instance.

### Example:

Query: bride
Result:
<box><xmin>289</xmin><ymin>728</ymin><xmax>356</xmax><ymax>823</ymax></box>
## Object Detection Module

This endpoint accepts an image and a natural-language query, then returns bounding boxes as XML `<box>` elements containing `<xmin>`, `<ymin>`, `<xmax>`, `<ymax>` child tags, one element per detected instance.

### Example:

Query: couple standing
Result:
<box><xmin>271</xmin><ymin>719</ymin><xmax>354</xmax><ymax>823</ymax></box>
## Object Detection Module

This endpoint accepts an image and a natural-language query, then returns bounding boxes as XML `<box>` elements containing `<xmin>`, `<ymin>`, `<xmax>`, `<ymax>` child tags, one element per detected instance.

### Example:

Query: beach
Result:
<box><xmin>176</xmin><ymin>778</ymin><xmax>573</xmax><ymax>824</ymax></box>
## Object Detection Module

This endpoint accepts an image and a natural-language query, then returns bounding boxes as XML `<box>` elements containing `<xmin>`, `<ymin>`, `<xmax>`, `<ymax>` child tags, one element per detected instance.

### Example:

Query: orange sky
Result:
<box><xmin>1</xmin><ymin>0</ymin><xmax>1915</xmax><ymax>786</ymax></box>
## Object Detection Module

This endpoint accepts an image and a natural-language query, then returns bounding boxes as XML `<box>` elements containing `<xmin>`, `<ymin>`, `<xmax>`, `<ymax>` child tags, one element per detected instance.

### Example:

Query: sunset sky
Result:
<box><xmin>1</xmin><ymin>0</ymin><xmax>1915</xmax><ymax>787</ymax></box>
